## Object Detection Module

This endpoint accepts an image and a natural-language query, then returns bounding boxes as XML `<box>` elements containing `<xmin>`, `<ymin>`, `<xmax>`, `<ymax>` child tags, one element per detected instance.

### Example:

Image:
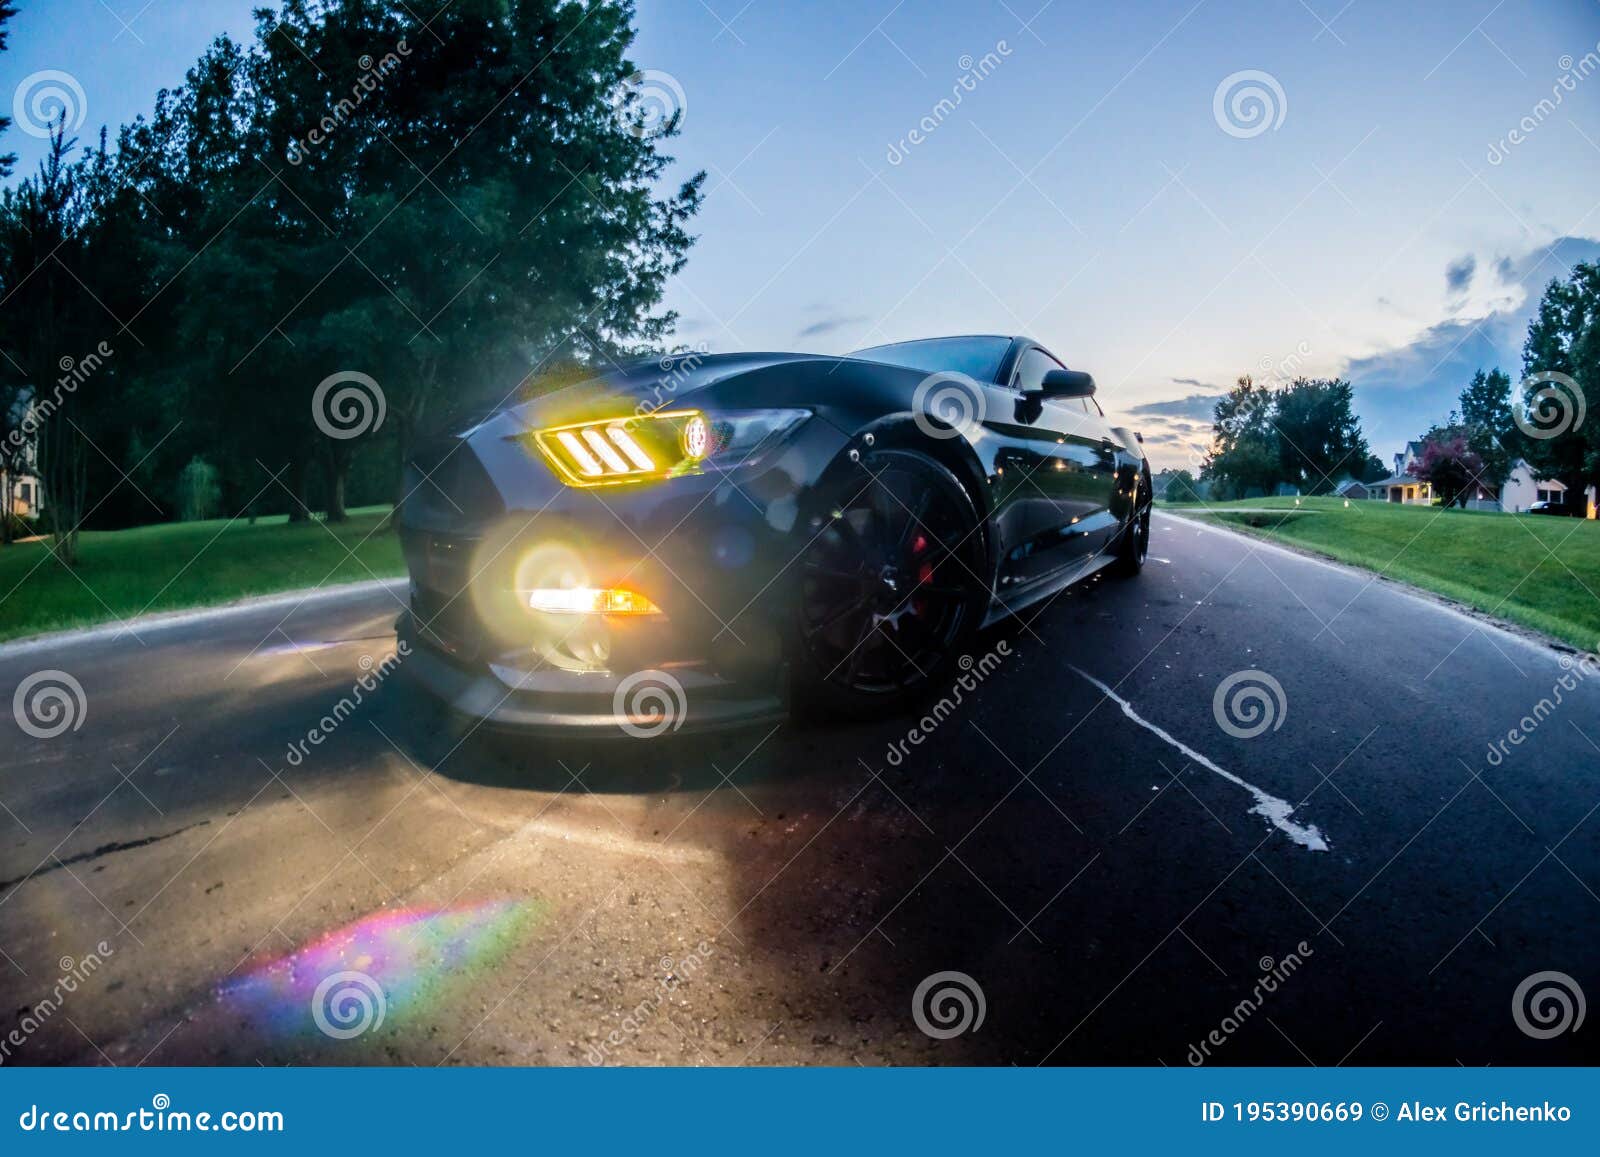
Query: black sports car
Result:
<box><xmin>396</xmin><ymin>335</ymin><xmax>1151</xmax><ymax>736</ymax></box>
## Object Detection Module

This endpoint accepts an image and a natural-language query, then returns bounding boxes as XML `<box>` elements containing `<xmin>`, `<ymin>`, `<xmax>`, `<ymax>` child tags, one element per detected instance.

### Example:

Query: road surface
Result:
<box><xmin>1</xmin><ymin>513</ymin><xmax>1595</xmax><ymax>1066</ymax></box>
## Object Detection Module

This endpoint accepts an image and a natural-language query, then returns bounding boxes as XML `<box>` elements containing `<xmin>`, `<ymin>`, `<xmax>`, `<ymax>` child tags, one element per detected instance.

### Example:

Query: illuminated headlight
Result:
<box><xmin>531</xmin><ymin>408</ymin><xmax>808</xmax><ymax>487</ymax></box>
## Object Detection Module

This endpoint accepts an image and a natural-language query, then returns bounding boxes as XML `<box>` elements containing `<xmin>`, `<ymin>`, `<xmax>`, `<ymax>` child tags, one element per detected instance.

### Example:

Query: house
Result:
<box><xmin>2</xmin><ymin>394</ymin><xmax>44</xmax><ymax>522</ymax></box>
<box><xmin>1334</xmin><ymin>478</ymin><xmax>1370</xmax><ymax>501</ymax></box>
<box><xmin>1368</xmin><ymin>442</ymin><xmax>1433</xmax><ymax>504</ymax></box>
<box><xmin>1497</xmin><ymin>460</ymin><xmax>1598</xmax><ymax>516</ymax></box>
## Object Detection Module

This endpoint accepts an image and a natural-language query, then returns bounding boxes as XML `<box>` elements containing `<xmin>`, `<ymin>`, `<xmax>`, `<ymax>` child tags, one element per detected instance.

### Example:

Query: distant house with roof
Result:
<box><xmin>1368</xmin><ymin>443</ymin><xmax>1596</xmax><ymax>515</ymax></box>
<box><xmin>1367</xmin><ymin>441</ymin><xmax>1433</xmax><ymax>504</ymax></box>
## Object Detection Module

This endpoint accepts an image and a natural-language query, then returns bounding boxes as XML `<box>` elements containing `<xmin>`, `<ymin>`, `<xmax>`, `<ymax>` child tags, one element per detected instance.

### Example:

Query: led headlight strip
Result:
<box><xmin>532</xmin><ymin>409</ymin><xmax>707</xmax><ymax>487</ymax></box>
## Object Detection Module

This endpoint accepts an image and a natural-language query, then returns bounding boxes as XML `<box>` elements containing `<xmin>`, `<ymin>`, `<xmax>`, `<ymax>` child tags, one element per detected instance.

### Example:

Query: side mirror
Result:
<box><xmin>1040</xmin><ymin>369</ymin><xmax>1095</xmax><ymax>399</ymax></box>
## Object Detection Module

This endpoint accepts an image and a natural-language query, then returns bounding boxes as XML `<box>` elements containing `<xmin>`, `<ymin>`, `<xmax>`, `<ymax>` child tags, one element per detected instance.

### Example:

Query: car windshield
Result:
<box><xmin>850</xmin><ymin>336</ymin><xmax>1011</xmax><ymax>382</ymax></box>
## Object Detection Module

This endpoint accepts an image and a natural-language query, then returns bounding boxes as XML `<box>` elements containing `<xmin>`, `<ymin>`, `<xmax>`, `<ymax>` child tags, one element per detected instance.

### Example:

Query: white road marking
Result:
<box><xmin>1069</xmin><ymin>665</ymin><xmax>1330</xmax><ymax>853</ymax></box>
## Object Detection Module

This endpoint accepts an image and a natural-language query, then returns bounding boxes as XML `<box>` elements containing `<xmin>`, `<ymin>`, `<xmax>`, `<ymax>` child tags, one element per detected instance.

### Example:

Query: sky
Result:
<box><xmin>3</xmin><ymin>0</ymin><xmax>1599</xmax><ymax>470</ymax></box>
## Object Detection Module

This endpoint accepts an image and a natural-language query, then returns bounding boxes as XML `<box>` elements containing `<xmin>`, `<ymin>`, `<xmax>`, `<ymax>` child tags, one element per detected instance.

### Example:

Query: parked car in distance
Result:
<box><xmin>1525</xmin><ymin>500</ymin><xmax>1585</xmax><ymax>517</ymax></box>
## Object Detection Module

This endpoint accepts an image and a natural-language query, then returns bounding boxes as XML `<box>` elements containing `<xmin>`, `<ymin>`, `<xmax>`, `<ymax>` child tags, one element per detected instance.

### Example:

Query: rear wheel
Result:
<box><xmin>791</xmin><ymin>449</ymin><xmax>985</xmax><ymax>719</ymax></box>
<box><xmin>1109</xmin><ymin>474</ymin><xmax>1151</xmax><ymax>577</ymax></box>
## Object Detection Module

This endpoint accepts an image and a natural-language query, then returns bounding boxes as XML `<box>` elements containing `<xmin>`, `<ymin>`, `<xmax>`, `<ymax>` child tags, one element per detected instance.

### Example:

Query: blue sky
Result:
<box><xmin>4</xmin><ymin>0</ymin><xmax>1599</xmax><ymax>469</ymax></box>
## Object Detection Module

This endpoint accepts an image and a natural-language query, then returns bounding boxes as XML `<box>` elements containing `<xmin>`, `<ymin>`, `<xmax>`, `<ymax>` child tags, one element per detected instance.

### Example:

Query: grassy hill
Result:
<box><xmin>1161</xmin><ymin>496</ymin><xmax>1600</xmax><ymax>651</ymax></box>
<box><xmin>0</xmin><ymin>506</ymin><xmax>403</xmax><ymax>644</ymax></box>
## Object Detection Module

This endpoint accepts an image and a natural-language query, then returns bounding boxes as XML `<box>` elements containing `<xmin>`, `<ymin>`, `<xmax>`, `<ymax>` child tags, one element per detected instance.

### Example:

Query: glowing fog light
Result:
<box><xmin>527</xmin><ymin>587</ymin><xmax>663</xmax><ymax>616</ymax></box>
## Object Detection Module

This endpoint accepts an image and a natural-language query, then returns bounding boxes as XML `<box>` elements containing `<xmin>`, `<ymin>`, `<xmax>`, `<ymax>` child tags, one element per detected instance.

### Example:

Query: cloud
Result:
<box><xmin>1347</xmin><ymin>235</ymin><xmax>1600</xmax><ymax>454</ymax></box>
<box><xmin>1444</xmin><ymin>254</ymin><xmax>1476</xmax><ymax>296</ymax></box>
<box><xmin>796</xmin><ymin>314</ymin><xmax>869</xmax><ymax>339</ymax></box>
<box><xmin>1126</xmin><ymin>392</ymin><xmax>1226</xmax><ymax>421</ymax></box>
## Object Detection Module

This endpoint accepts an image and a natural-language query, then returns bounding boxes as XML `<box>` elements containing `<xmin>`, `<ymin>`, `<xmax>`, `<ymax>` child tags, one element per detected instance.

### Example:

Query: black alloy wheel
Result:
<box><xmin>793</xmin><ymin>448</ymin><xmax>984</xmax><ymax>717</ymax></box>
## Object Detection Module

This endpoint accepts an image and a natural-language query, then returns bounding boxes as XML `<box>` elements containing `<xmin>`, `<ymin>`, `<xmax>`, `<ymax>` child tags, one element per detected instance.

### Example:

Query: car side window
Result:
<box><xmin>1011</xmin><ymin>348</ymin><xmax>1063</xmax><ymax>393</ymax></box>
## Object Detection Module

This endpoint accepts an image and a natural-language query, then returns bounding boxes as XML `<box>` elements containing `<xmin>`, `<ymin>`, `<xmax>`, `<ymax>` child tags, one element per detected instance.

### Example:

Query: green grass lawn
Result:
<box><xmin>0</xmin><ymin>506</ymin><xmax>404</xmax><ymax>644</ymax></box>
<box><xmin>1160</xmin><ymin>496</ymin><xmax>1600</xmax><ymax>651</ymax></box>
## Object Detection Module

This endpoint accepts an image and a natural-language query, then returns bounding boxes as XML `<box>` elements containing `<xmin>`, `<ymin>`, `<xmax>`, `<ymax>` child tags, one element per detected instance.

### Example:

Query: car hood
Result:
<box><xmin>470</xmin><ymin>352</ymin><xmax>826</xmax><ymax>439</ymax></box>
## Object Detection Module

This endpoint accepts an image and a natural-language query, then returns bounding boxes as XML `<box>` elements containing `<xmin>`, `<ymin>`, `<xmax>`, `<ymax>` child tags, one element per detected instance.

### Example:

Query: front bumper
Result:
<box><xmin>398</xmin><ymin>616</ymin><xmax>787</xmax><ymax>736</ymax></box>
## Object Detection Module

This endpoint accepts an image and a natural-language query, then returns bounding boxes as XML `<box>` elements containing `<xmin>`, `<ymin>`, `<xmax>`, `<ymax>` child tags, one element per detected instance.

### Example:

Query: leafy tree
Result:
<box><xmin>1521</xmin><ymin>262</ymin><xmax>1600</xmax><ymax>509</ymax></box>
<box><xmin>1359</xmin><ymin>454</ymin><xmax>1389</xmax><ymax>483</ymax></box>
<box><xmin>176</xmin><ymin>455</ymin><xmax>222</xmax><ymax>521</ymax></box>
<box><xmin>1203</xmin><ymin>374</ymin><xmax>1371</xmax><ymax>498</ymax></box>
<box><xmin>1407</xmin><ymin>427</ymin><xmax>1483</xmax><ymax>508</ymax></box>
<box><xmin>1202</xmin><ymin>375</ymin><xmax>1278</xmax><ymax>498</ymax></box>
<box><xmin>1458</xmin><ymin>367</ymin><xmax>1516</xmax><ymax>494</ymax></box>
<box><xmin>0</xmin><ymin>1</ymin><xmax>16</xmax><ymax>179</ymax></box>
<box><xmin>1162</xmin><ymin>468</ymin><xmax>1200</xmax><ymax>503</ymax></box>
<box><xmin>172</xmin><ymin>0</ymin><xmax>703</xmax><ymax>521</ymax></box>
<box><xmin>1272</xmin><ymin>377</ymin><xmax>1370</xmax><ymax>494</ymax></box>
<box><xmin>1</xmin><ymin>0</ymin><xmax>704</xmax><ymax>550</ymax></box>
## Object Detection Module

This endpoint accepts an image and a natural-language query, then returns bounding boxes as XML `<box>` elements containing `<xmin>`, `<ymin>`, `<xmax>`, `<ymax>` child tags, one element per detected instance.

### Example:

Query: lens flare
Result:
<box><xmin>217</xmin><ymin>898</ymin><xmax>541</xmax><ymax>1040</ymax></box>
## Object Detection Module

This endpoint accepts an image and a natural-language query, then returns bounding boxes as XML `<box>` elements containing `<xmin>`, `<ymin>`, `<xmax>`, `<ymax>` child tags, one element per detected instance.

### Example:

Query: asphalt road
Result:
<box><xmin>2</xmin><ymin>512</ymin><xmax>1595</xmax><ymax>1066</ymax></box>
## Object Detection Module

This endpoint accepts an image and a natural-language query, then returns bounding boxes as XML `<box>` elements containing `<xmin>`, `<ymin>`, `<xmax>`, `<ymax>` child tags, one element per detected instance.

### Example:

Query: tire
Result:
<box><xmin>1108</xmin><ymin>472</ymin><xmax>1151</xmax><ymax>578</ymax></box>
<box><xmin>790</xmin><ymin>448</ymin><xmax>987</xmax><ymax>720</ymax></box>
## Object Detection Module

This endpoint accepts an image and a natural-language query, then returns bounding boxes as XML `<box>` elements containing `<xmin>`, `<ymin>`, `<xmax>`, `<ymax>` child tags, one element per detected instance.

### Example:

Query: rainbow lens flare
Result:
<box><xmin>218</xmin><ymin>898</ymin><xmax>541</xmax><ymax>1040</ymax></box>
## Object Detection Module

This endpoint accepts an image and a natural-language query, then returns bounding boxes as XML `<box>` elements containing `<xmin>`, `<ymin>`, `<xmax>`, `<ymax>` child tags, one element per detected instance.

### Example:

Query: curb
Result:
<box><xmin>0</xmin><ymin>577</ymin><xmax>406</xmax><ymax>659</ymax></box>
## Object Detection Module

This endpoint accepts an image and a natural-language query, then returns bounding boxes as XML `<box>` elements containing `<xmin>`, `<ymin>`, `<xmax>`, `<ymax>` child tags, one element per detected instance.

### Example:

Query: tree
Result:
<box><xmin>1521</xmin><ymin>262</ymin><xmax>1599</xmax><ymax>509</ymax></box>
<box><xmin>0</xmin><ymin>1</ymin><xmax>16</xmax><ymax>179</ymax></box>
<box><xmin>176</xmin><ymin>0</ymin><xmax>703</xmax><ymax>521</ymax></box>
<box><xmin>1202</xmin><ymin>375</ymin><xmax>1279</xmax><ymax>499</ymax></box>
<box><xmin>1272</xmin><ymin>377</ymin><xmax>1370</xmax><ymax>494</ymax></box>
<box><xmin>1163</xmin><ymin>468</ymin><xmax>1200</xmax><ymax>503</ymax></box>
<box><xmin>0</xmin><ymin>0</ymin><xmax>705</xmax><ymax>550</ymax></box>
<box><xmin>1407</xmin><ymin>427</ymin><xmax>1483</xmax><ymax>508</ymax></box>
<box><xmin>1359</xmin><ymin>454</ymin><xmax>1389</xmax><ymax>483</ymax></box>
<box><xmin>1458</xmin><ymin>367</ymin><xmax>1516</xmax><ymax>495</ymax></box>
<box><xmin>1202</xmin><ymin>373</ymin><xmax>1371</xmax><ymax>498</ymax></box>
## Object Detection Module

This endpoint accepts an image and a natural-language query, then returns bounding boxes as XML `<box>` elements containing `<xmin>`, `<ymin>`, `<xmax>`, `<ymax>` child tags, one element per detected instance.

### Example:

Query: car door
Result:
<box><xmin>990</xmin><ymin>347</ymin><xmax>1110</xmax><ymax>588</ymax></box>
